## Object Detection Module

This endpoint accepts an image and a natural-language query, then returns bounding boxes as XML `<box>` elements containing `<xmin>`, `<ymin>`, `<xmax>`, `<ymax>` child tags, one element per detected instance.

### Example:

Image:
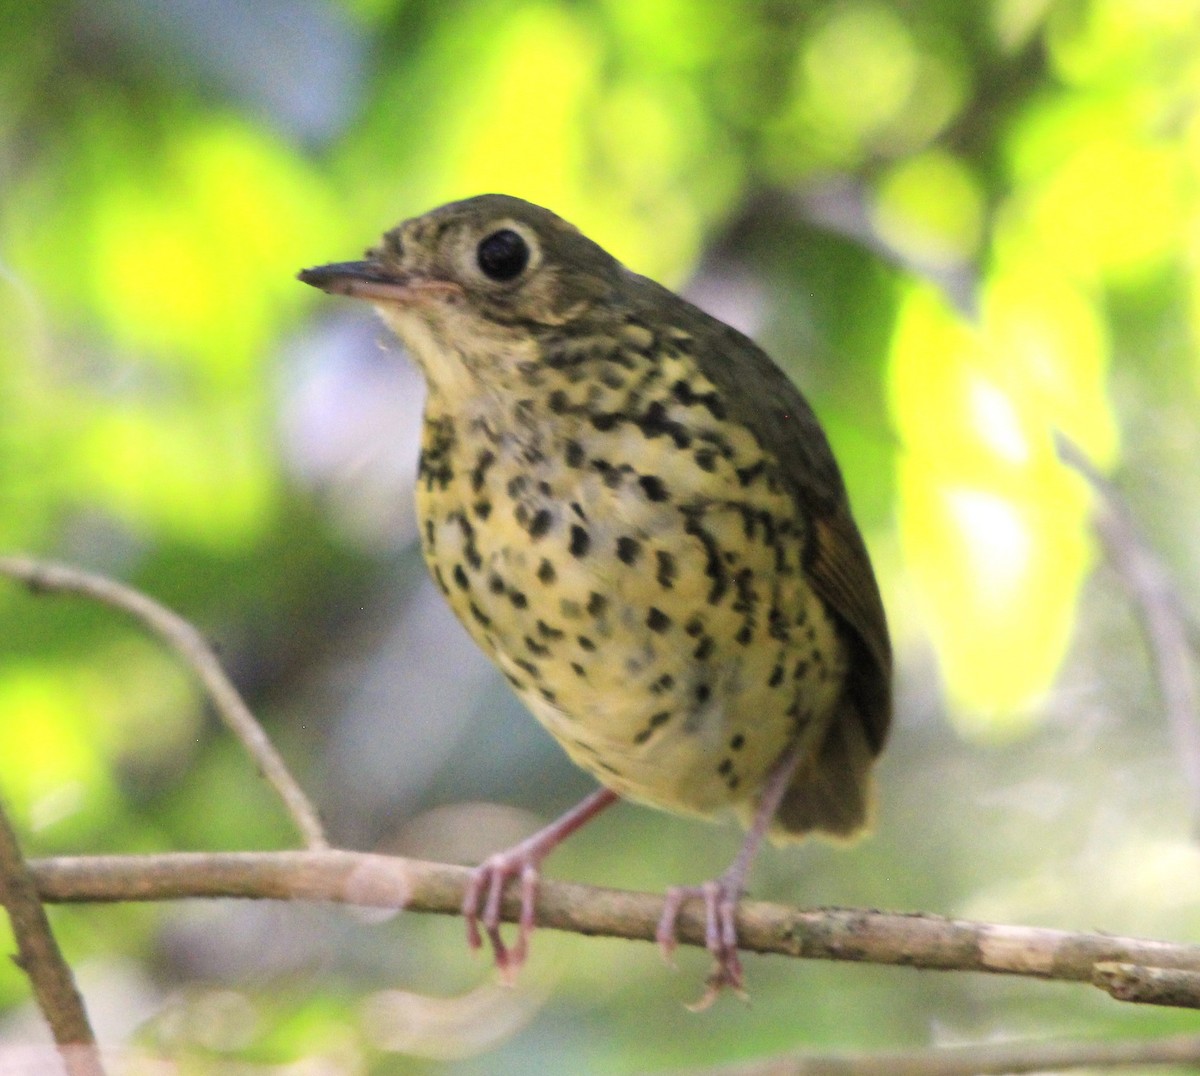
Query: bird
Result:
<box><xmin>298</xmin><ymin>194</ymin><xmax>891</xmax><ymax>1004</ymax></box>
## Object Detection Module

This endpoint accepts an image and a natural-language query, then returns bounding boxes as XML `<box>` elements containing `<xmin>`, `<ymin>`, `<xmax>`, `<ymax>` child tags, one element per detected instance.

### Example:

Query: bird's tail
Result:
<box><xmin>770</xmin><ymin>698</ymin><xmax>878</xmax><ymax>842</ymax></box>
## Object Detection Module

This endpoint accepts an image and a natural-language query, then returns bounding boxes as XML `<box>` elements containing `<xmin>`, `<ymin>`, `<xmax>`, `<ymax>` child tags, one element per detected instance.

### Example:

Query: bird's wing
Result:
<box><xmin>672</xmin><ymin>302</ymin><xmax>893</xmax><ymax>755</ymax></box>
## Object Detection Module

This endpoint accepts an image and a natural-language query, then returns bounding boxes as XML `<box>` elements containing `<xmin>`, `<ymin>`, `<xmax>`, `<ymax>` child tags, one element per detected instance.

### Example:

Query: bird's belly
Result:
<box><xmin>419</xmin><ymin>455</ymin><xmax>848</xmax><ymax>817</ymax></box>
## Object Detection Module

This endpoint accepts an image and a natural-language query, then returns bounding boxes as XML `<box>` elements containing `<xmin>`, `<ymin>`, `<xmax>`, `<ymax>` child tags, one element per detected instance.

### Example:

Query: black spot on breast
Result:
<box><xmin>456</xmin><ymin>514</ymin><xmax>483</xmax><ymax>570</ymax></box>
<box><xmin>671</xmin><ymin>380</ymin><xmax>726</xmax><ymax>421</ymax></box>
<box><xmin>571</xmin><ymin>662</ymin><xmax>587</xmax><ymax>677</ymax></box>
<box><xmin>655</xmin><ymin>550</ymin><xmax>677</xmax><ymax>589</ymax></box>
<box><xmin>453</xmin><ymin>565</ymin><xmax>470</xmax><ymax>590</ymax></box>
<box><xmin>650</xmin><ymin>673</ymin><xmax>675</xmax><ymax>694</ymax></box>
<box><xmin>417</xmin><ymin>421</ymin><xmax>455</xmax><ymax>490</ymax></box>
<box><xmin>469</xmin><ymin>602</ymin><xmax>492</xmax><ymax>629</ymax></box>
<box><xmin>586</xmin><ymin>592</ymin><xmax>608</xmax><ymax>617</ymax></box>
<box><xmin>473</xmin><ymin>500</ymin><xmax>492</xmax><ymax>520</ymax></box>
<box><xmin>471</xmin><ymin>449</ymin><xmax>497</xmax><ymax>492</ymax></box>
<box><xmin>732</xmin><ymin>568</ymin><xmax>756</xmax><ymax>614</ymax></box>
<box><xmin>569</xmin><ymin>525</ymin><xmax>590</xmax><ymax>557</ymax></box>
<box><xmin>793</xmin><ymin>659</ymin><xmax>810</xmax><ymax>680</ymax></box>
<box><xmin>683</xmin><ymin>512</ymin><xmax>729</xmax><ymax>604</ymax></box>
<box><xmin>514</xmin><ymin>657</ymin><xmax>540</xmax><ymax>678</ymax></box>
<box><xmin>548</xmin><ymin>389</ymin><xmax>570</xmax><ymax>413</ymax></box>
<box><xmin>695</xmin><ymin>683</ymin><xmax>711</xmax><ymax>704</ymax></box>
<box><xmin>524</xmin><ymin>635</ymin><xmax>550</xmax><ymax>657</ymax></box>
<box><xmin>646</xmin><ymin>607</ymin><xmax>672</xmax><ymax>633</ymax></box>
<box><xmin>507</xmin><ymin>475</ymin><xmax>528</xmax><ymax>498</ymax></box>
<box><xmin>537</xmin><ymin>559</ymin><xmax>556</xmax><ymax>584</ymax></box>
<box><xmin>735</xmin><ymin>625</ymin><xmax>754</xmax><ymax>645</ymax></box>
<box><xmin>578</xmin><ymin>635</ymin><xmax>596</xmax><ymax>651</ymax></box>
<box><xmin>633</xmin><ymin>709</ymin><xmax>673</xmax><ymax>745</ymax></box>
<box><xmin>432</xmin><ymin>566</ymin><xmax>450</xmax><ymax>595</ymax></box>
<box><xmin>693</xmin><ymin>636</ymin><xmax>715</xmax><ymax>661</ymax></box>
<box><xmin>694</xmin><ymin>448</ymin><xmax>718</xmax><ymax>472</ymax></box>
<box><xmin>528</xmin><ymin>509</ymin><xmax>553</xmax><ymax>538</ymax></box>
<box><xmin>634</xmin><ymin>400</ymin><xmax>690</xmax><ymax>447</ymax></box>
<box><xmin>565</xmin><ymin>440</ymin><xmax>585</xmax><ymax>467</ymax></box>
<box><xmin>736</xmin><ymin>460</ymin><xmax>767</xmax><ymax>487</ymax></box>
<box><xmin>616</xmin><ymin>537</ymin><xmax>642</xmax><ymax>565</ymax></box>
<box><xmin>488</xmin><ymin>574</ymin><xmax>505</xmax><ymax>594</ymax></box>
<box><xmin>543</xmin><ymin>344</ymin><xmax>585</xmax><ymax>370</ymax></box>
<box><xmin>536</xmin><ymin>619</ymin><xmax>565</xmax><ymax>641</ymax></box>
<box><xmin>591</xmin><ymin>412</ymin><xmax>622</xmax><ymax>432</ymax></box>
<box><xmin>717</xmin><ymin>758</ymin><xmax>733</xmax><ymax>776</ymax></box>
<box><xmin>670</xmin><ymin>380</ymin><xmax>697</xmax><ymax>406</ymax></box>
<box><xmin>602</xmin><ymin>465</ymin><xmax>624</xmax><ymax>488</ymax></box>
<box><xmin>638</xmin><ymin>475</ymin><xmax>668</xmax><ymax>502</ymax></box>
<box><xmin>510</xmin><ymin>591</ymin><xmax>529</xmax><ymax>609</ymax></box>
<box><xmin>730</xmin><ymin>733</ymin><xmax>745</xmax><ymax>750</ymax></box>
<box><xmin>768</xmin><ymin>664</ymin><xmax>785</xmax><ymax>688</ymax></box>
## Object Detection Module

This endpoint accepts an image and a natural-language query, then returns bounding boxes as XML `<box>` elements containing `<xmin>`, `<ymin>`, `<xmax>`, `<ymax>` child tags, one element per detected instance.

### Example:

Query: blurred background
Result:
<box><xmin>2</xmin><ymin>0</ymin><xmax>1200</xmax><ymax>1071</ymax></box>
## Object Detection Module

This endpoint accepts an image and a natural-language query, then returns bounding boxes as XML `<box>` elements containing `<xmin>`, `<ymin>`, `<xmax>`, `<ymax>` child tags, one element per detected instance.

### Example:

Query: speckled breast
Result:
<box><xmin>415</xmin><ymin>332</ymin><xmax>849</xmax><ymax>817</ymax></box>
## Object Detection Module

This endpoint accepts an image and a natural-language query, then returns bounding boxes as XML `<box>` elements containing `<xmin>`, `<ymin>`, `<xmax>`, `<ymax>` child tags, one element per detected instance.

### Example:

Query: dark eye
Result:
<box><xmin>476</xmin><ymin>229</ymin><xmax>530</xmax><ymax>281</ymax></box>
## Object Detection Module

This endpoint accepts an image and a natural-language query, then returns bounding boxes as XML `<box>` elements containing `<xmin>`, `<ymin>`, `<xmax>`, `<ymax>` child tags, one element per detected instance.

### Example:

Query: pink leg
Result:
<box><xmin>656</xmin><ymin>744</ymin><xmax>802</xmax><ymax>1008</ymax></box>
<box><xmin>463</xmin><ymin>787</ymin><xmax>619</xmax><ymax>982</ymax></box>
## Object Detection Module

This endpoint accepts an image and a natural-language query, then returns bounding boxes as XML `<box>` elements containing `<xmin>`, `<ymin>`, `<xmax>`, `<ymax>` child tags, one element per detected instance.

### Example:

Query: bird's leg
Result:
<box><xmin>463</xmin><ymin>787</ymin><xmax>619</xmax><ymax>982</ymax></box>
<box><xmin>656</xmin><ymin>743</ymin><xmax>802</xmax><ymax>1008</ymax></box>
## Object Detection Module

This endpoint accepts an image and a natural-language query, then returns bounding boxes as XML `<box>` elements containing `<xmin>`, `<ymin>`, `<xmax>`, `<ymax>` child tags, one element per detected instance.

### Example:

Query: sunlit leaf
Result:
<box><xmin>889</xmin><ymin>269</ymin><xmax>1115</xmax><ymax>731</ymax></box>
<box><xmin>0</xmin><ymin>667</ymin><xmax>117</xmax><ymax>829</ymax></box>
<box><xmin>872</xmin><ymin>149</ymin><xmax>983</xmax><ymax>269</ymax></box>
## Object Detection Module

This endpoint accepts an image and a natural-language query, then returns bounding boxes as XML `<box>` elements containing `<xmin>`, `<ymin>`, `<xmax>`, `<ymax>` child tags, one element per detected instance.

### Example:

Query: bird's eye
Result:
<box><xmin>476</xmin><ymin>229</ymin><xmax>530</xmax><ymax>281</ymax></box>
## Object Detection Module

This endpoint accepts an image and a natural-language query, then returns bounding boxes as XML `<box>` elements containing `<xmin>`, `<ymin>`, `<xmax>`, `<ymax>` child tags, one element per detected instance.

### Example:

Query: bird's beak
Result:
<box><xmin>297</xmin><ymin>261</ymin><xmax>462</xmax><ymax>304</ymax></box>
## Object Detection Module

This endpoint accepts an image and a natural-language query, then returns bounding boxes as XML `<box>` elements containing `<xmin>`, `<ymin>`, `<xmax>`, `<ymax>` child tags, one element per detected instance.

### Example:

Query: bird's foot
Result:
<box><xmin>462</xmin><ymin>848</ymin><xmax>540</xmax><ymax>983</ymax></box>
<box><xmin>461</xmin><ymin>788</ymin><xmax>619</xmax><ymax>984</ymax></box>
<box><xmin>657</xmin><ymin>874</ymin><xmax>749</xmax><ymax>1010</ymax></box>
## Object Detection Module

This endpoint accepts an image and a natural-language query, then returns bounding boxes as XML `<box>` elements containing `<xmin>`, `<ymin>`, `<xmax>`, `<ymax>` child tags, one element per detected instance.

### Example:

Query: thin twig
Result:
<box><xmin>1055</xmin><ymin>435</ymin><xmax>1200</xmax><ymax>828</ymax></box>
<box><xmin>0</xmin><ymin>798</ymin><xmax>105</xmax><ymax>1076</ymax></box>
<box><xmin>0</xmin><ymin>556</ymin><xmax>328</xmax><ymax>850</ymax></box>
<box><xmin>692</xmin><ymin>1031</ymin><xmax>1200</xmax><ymax>1074</ymax></box>
<box><xmin>24</xmin><ymin>849</ymin><xmax>1200</xmax><ymax>1007</ymax></box>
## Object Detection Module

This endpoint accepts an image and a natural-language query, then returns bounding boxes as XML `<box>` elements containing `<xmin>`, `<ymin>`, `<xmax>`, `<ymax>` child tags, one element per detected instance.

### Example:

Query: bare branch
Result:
<box><xmin>0</xmin><ymin>799</ymin><xmax>105</xmax><ymax>1075</ymax></box>
<box><xmin>0</xmin><ymin>556</ymin><xmax>328</xmax><ymax>850</ymax></box>
<box><xmin>1095</xmin><ymin>961</ymin><xmax>1200</xmax><ymax>1008</ymax></box>
<box><xmin>695</xmin><ymin>1032</ymin><xmax>1200</xmax><ymax>1074</ymax></box>
<box><xmin>1055</xmin><ymin>435</ymin><xmax>1200</xmax><ymax>827</ymax></box>
<box><xmin>24</xmin><ymin>849</ymin><xmax>1200</xmax><ymax>1007</ymax></box>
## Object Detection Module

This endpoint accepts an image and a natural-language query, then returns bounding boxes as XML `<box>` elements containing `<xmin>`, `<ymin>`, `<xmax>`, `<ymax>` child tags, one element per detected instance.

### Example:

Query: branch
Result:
<box><xmin>25</xmin><ymin>850</ymin><xmax>1200</xmax><ymax>1007</ymax></box>
<box><xmin>0</xmin><ymin>799</ymin><xmax>105</xmax><ymax>1076</ymax></box>
<box><xmin>0</xmin><ymin>556</ymin><xmax>328</xmax><ymax>850</ymax></box>
<box><xmin>698</xmin><ymin>1032</ymin><xmax>1200</xmax><ymax>1074</ymax></box>
<box><xmin>1054</xmin><ymin>436</ymin><xmax>1200</xmax><ymax>828</ymax></box>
